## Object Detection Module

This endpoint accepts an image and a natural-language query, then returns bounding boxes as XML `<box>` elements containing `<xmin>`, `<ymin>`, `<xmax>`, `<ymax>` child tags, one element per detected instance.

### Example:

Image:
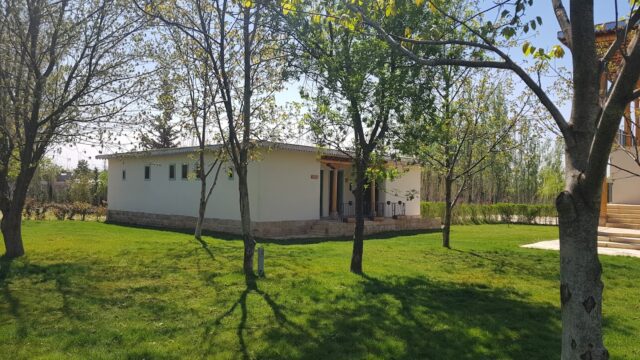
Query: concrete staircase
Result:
<box><xmin>305</xmin><ymin>218</ymin><xmax>386</xmax><ymax>238</ymax></box>
<box><xmin>290</xmin><ymin>216</ymin><xmax>438</xmax><ymax>239</ymax></box>
<box><xmin>305</xmin><ymin>220</ymin><xmax>347</xmax><ymax>238</ymax></box>
<box><xmin>598</xmin><ymin>204</ymin><xmax>640</xmax><ymax>250</ymax></box>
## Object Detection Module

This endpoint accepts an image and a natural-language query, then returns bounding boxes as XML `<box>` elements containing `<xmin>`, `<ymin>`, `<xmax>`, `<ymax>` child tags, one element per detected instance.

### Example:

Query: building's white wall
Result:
<box><xmin>381</xmin><ymin>165</ymin><xmax>421</xmax><ymax>216</ymax></box>
<box><xmin>610</xmin><ymin>148</ymin><xmax>640</xmax><ymax>204</ymax></box>
<box><xmin>107</xmin><ymin>153</ymin><xmax>256</xmax><ymax>220</ymax></box>
<box><xmin>254</xmin><ymin>150</ymin><xmax>321</xmax><ymax>221</ymax></box>
<box><xmin>106</xmin><ymin>149</ymin><xmax>422</xmax><ymax>221</ymax></box>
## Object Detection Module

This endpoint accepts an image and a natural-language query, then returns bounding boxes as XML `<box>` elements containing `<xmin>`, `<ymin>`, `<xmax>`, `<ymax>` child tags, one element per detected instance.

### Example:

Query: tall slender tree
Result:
<box><xmin>280</xmin><ymin>0</ymin><xmax>432</xmax><ymax>273</ymax></box>
<box><xmin>171</xmin><ymin>30</ymin><xmax>224</xmax><ymax>241</ymax></box>
<box><xmin>137</xmin><ymin>0</ymin><xmax>287</xmax><ymax>274</ymax></box>
<box><xmin>400</xmin><ymin>70</ymin><xmax>520</xmax><ymax>248</ymax></box>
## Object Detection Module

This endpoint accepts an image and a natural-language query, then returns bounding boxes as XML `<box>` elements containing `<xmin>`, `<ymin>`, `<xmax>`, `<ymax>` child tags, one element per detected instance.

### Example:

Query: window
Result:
<box><xmin>144</xmin><ymin>165</ymin><xmax>151</xmax><ymax>180</ymax></box>
<box><xmin>181</xmin><ymin>164</ymin><xmax>188</xmax><ymax>180</ymax></box>
<box><xmin>169</xmin><ymin>164</ymin><xmax>176</xmax><ymax>180</ymax></box>
<box><xmin>122</xmin><ymin>169</ymin><xmax>126</xmax><ymax>181</ymax></box>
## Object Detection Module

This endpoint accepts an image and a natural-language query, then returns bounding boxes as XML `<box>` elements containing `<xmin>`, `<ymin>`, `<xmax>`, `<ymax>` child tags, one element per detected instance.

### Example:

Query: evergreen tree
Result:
<box><xmin>139</xmin><ymin>72</ymin><xmax>179</xmax><ymax>150</ymax></box>
<box><xmin>73</xmin><ymin>160</ymin><xmax>91</xmax><ymax>177</ymax></box>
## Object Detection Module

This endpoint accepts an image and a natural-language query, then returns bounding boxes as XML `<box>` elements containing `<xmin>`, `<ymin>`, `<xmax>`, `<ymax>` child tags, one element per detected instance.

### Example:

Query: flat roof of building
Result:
<box><xmin>96</xmin><ymin>141</ymin><xmax>414</xmax><ymax>164</ymax></box>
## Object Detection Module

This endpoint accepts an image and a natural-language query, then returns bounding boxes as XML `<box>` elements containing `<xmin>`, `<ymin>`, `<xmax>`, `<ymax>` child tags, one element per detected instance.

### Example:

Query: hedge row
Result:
<box><xmin>24</xmin><ymin>199</ymin><xmax>107</xmax><ymax>221</ymax></box>
<box><xmin>421</xmin><ymin>201</ymin><xmax>558</xmax><ymax>225</ymax></box>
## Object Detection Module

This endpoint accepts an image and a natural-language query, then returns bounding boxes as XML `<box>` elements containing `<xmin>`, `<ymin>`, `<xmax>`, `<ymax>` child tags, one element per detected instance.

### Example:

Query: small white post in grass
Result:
<box><xmin>257</xmin><ymin>247</ymin><xmax>264</xmax><ymax>276</ymax></box>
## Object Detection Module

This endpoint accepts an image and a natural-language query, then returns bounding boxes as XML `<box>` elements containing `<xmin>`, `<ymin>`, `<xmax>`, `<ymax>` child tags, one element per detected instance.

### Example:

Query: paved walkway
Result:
<box><xmin>522</xmin><ymin>240</ymin><xmax>640</xmax><ymax>258</ymax></box>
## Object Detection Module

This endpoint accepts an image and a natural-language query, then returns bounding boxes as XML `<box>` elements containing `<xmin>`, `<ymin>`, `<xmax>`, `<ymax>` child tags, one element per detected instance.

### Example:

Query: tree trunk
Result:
<box><xmin>237</xmin><ymin>167</ymin><xmax>255</xmax><ymax>275</ymax></box>
<box><xmin>1</xmin><ymin>209</ymin><xmax>24</xmax><ymax>258</ymax></box>
<box><xmin>195</xmin><ymin>196</ymin><xmax>206</xmax><ymax>241</ymax></box>
<box><xmin>195</xmin><ymin>157</ymin><xmax>207</xmax><ymax>241</ymax></box>
<box><xmin>1</xmin><ymin>170</ymin><xmax>33</xmax><ymax>258</ymax></box>
<box><xmin>442</xmin><ymin>177</ymin><xmax>453</xmax><ymax>248</ymax></box>
<box><xmin>350</xmin><ymin>160</ymin><xmax>366</xmax><ymax>274</ymax></box>
<box><xmin>557</xmin><ymin>189</ymin><xmax>607</xmax><ymax>360</ymax></box>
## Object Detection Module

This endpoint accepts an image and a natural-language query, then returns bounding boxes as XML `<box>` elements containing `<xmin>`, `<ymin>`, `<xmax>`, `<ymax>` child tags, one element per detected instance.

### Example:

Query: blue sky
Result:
<box><xmin>497</xmin><ymin>0</ymin><xmax>632</xmax><ymax>125</ymax></box>
<box><xmin>60</xmin><ymin>1</ymin><xmax>633</xmax><ymax>169</ymax></box>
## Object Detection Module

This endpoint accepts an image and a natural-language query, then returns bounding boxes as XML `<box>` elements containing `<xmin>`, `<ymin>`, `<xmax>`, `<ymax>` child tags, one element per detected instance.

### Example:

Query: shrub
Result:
<box><xmin>24</xmin><ymin>198</ymin><xmax>36</xmax><ymax>219</ymax></box>
<box><xmin>421</xmin><ymin>201</ymin><xmax>558</xmax><ymax>225</ymax></box>
<box><xmin>50</xmin><ymin>203</ymin><xmax>70</xmax><ymax>220</ymax></box>
<box><xmin>23</xmin><ymin>198</ymin><xmax>49</xmax><ymax>220</ymax></box>
<box><xmin>493</xmin><ymin>203</ymin><xmax>515</xmax><ymax>223</ymax></box>
<box><xmin>70</xmin><ymin>202</ymin><xmax>94</xmax><ymax>221</ymax></box>
<box><xmin>95</xmin><ymin>206</ymin><xmax>107</xmax><ymax>221</ymax></box>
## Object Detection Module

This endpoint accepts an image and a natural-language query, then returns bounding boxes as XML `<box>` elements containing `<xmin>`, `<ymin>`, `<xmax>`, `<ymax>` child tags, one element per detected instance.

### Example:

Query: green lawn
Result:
<box><xmin>1</xmin><ymin>222</ymin><xmax>638</xmax><ymax>359</ymax></box>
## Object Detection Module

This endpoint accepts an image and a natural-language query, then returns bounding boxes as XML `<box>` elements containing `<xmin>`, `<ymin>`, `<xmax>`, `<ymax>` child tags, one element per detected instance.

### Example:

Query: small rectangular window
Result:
<box><xmin>181</xmin><ymin>164</ymin><xmax>188</xmax><ymax>180</ymax></box>
<box><xmin>169</xmin><ymin>164</ymin><xmax>176</xmax><ymax>180</ymax></box>
<box><xmin>122</xmin><ymin>169</ymin><xmax>126</xmax><ymax>181</ymax></box>
<box><xmin>144</xmin><ymin>165</ymin><xmax>150</xmax><ymax>180</ymax></box>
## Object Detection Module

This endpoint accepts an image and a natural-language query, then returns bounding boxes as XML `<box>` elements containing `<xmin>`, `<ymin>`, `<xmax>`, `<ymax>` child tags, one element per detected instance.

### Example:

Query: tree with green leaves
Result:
<box><xmin>0</xmin><ymin>0</ymin><xmax>144</xmax><ymax>258</ymax></box>
<box><xmin>399</xmin><ymin>68</ymin><xmax>519</xmax><ymax>248</ymax></box>
<box><xmin>26</xmin><ymin>156</ymin><xmax>64</xmax><ymax>202</ymax></box>
<box><xmin>509</xmin><ymin>121</ymin><xmax>542</xmax><ymax>204</ymax></box>
<box><xmin>351</xmin><ymin>0</ymin><xmax>640</xmax><ymax>357</ymax></box>
<box><xmin>538</xmin><ymin>137</ymin><xmax>565</xmax><ymax>203</ymax></box>
<box><xmin>280</xmin><ymin>0</ymin><xmax>433</xmax><ymax>273</ymax></box>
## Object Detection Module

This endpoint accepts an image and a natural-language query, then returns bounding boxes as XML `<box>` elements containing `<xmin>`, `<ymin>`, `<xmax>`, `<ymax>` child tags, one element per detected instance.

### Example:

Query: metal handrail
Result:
<box><xmin>339</xmin><ymin>201</ymin><xmax>354</xmax><ymax>221</ymax></box>
<box><xmin>339</xmin><ymin>200</ymin><xmax>406</xmax><ymax>219</ymax></box>
<box><xmin>392</xmin><ymin>202</ymin><xmax>406</xmax><ymax>217</ymax></box>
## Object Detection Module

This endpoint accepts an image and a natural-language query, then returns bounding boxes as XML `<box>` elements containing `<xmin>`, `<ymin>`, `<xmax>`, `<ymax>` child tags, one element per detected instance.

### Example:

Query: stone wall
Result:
<box><xmin>107</xmin><ymin>210</ymin><xmax>440</xmax><ymax>239</ymax></box>
<box><xmin>301</xmin><ymin>216</ymin><xmax>441</xmax><ymax>239</ymax></box>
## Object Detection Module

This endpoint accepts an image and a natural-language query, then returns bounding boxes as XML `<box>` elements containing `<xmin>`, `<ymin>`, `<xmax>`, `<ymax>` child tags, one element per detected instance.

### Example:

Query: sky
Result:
<box><xmin>55</xmin><ymin>1</ymin><xmax>632</xmax><ymax>171</ymax></box>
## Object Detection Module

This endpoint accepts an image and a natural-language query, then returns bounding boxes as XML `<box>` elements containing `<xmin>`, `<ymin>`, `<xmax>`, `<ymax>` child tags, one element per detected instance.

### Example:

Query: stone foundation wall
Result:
<box><xmin>303</xmin><ymin>216</ymin><xmax>441</xmax><ymax>238</ymax></box>
<box><xmin>107</xmin><ymin>210</ymin><xmax>440</xmax><ymax>239</ymax></box>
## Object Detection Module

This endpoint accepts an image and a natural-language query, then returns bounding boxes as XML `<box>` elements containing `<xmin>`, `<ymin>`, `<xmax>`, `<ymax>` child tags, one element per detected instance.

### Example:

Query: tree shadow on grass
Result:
<box><xmin>257</xmin><ymin>229</ymin><xmax>443</xmax><ymax>246</ymax></box>
<box><xmin>194</xmin><ymin>237</ymin><xmax>215</xmax><ymax>260</ymax></box>
<box><xmin>448</xmin><ymin>248</ymin><xmax>558</xmax><ymax>279</ymax></box>
<box><xmin>253</xmin><ymin>274</ymin><xmax>561</xmax><ymax>360</ymax></box>
<box><xmin>196</xmin><ymin>270</ymin><xmax>560</xmax><ymax>359</ymax></box>
<box><xmin>1</xmin><ymin>260</ymin><xmax>93</xmax><ymax>321</ymax></box>
<box><xmin>201</xmin><ymin>274</ymin><xmax>312</xmax><ymax>360</ymax></box>
<box><xmin>0</xmin><ymin>256</ymin><xmax>27</xmax><ymax>339</ymax></box>
<box><xmin>106</xmin><ymin>221</ymin><xmax>442</xmax><ymax>246</ymax></box>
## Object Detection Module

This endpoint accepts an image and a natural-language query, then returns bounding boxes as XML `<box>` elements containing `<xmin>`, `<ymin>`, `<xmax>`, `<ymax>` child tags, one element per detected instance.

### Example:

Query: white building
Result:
<box><xmin>97</xmin><ymin>142</ymin><xmax>438</xmax><ymax>238</ymax></box>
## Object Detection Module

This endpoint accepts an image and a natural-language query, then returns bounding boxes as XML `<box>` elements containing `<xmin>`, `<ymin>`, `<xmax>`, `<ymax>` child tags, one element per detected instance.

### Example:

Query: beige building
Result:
<box><xmin>609</xmin><ymin>143</ymin><xmax>640</xmax><ymax>205</ymax></box>
<box><xmin>97</xmin><ymin>142</ymin><xmax>437</xmax><ymax>238</ymax></box>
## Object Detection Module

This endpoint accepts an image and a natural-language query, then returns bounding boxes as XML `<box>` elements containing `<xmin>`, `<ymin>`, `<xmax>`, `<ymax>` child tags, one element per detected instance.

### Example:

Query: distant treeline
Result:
<box><xmin>420</xmin><ymin>135</ymin><xmax>565</xmax><ymax>205</ymax></box>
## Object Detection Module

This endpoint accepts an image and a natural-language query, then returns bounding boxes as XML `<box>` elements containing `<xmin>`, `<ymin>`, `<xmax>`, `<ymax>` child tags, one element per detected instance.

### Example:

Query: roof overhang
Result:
<box><xmin>96</xmin><ymin>140</ymin><xmax>418</xmax><ymax>166</ymax></box>
<box><xmin>96</xmin><ymin>141</ymin><xmax>348</xmax><ymax>160</ymax></box>
<box><xmin>557</xmin><ymin>20</ymin><xmax>631</xmax><ymax>45</ymax></box>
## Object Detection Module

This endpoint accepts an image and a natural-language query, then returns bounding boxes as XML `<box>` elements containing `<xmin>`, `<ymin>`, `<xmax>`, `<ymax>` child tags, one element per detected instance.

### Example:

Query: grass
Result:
<box><xmin>0</xmin><ymin>221</ymin><xmax>638</xmax><ymax>359</ymax></box>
